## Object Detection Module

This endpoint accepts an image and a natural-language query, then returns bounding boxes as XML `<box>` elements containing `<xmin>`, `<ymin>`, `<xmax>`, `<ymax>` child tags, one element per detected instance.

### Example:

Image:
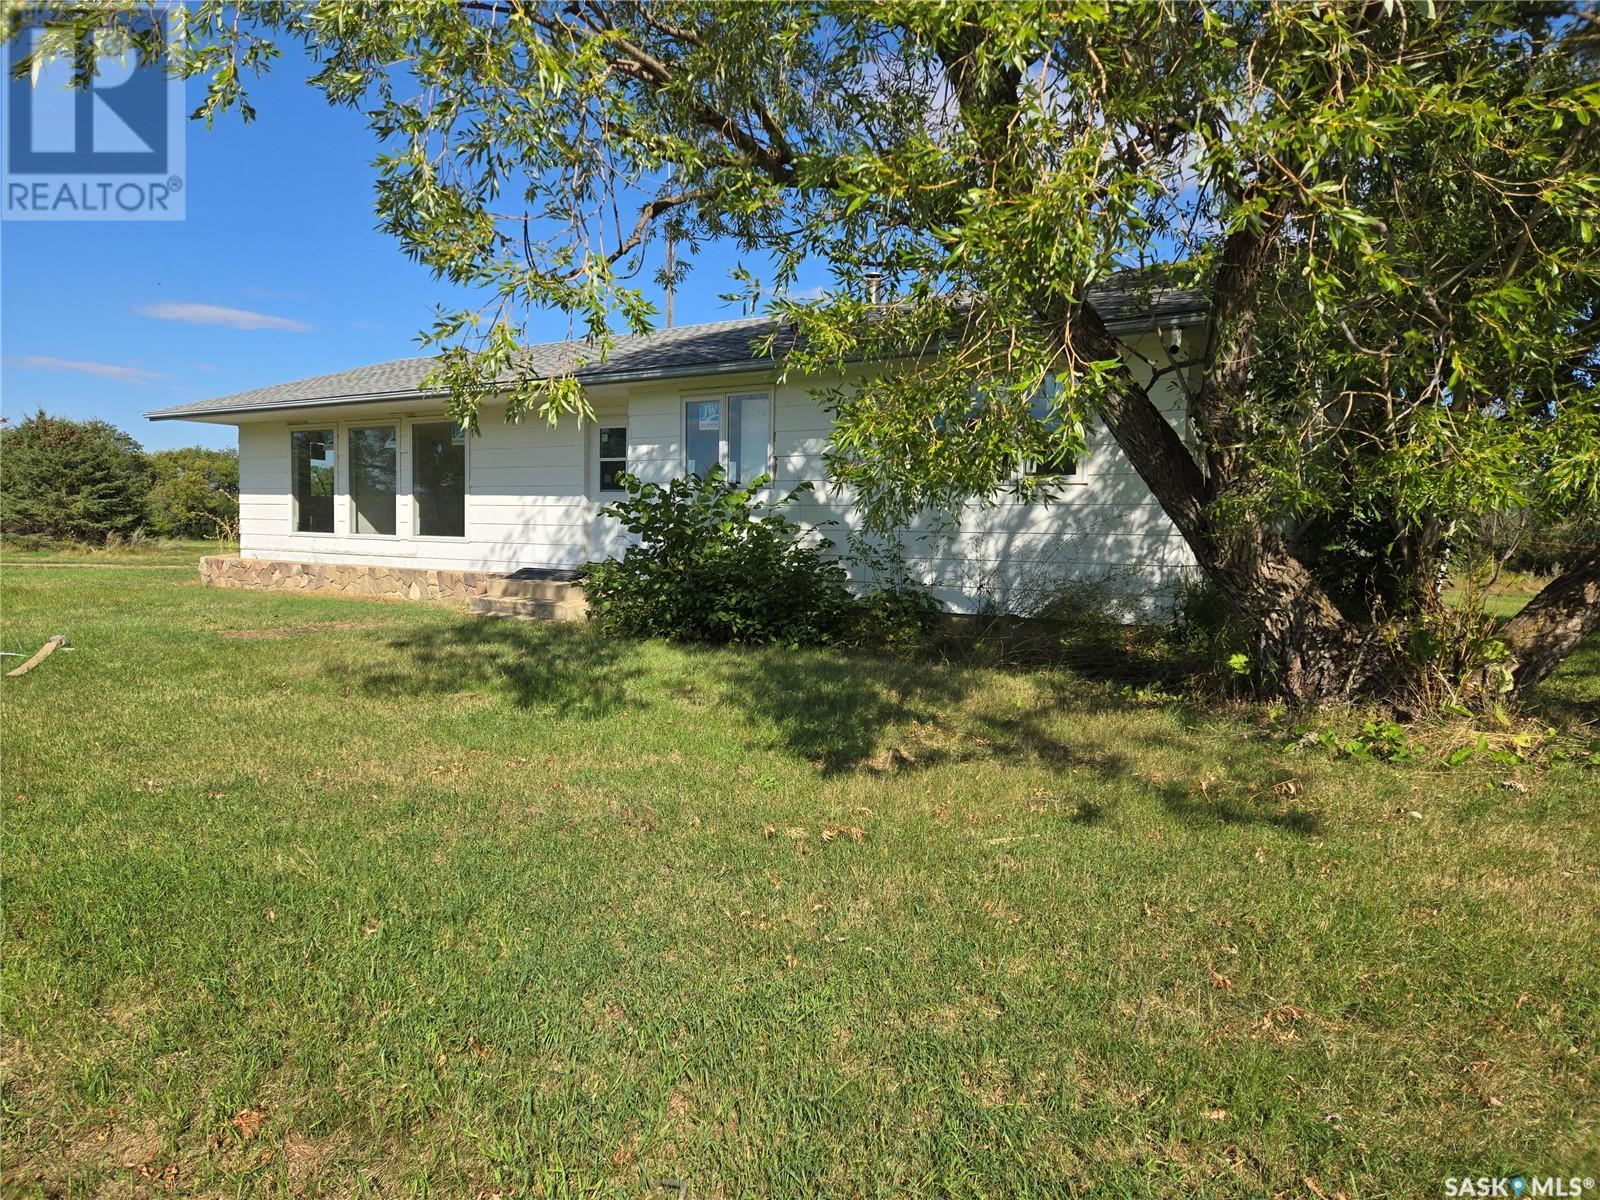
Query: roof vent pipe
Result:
<box><xmin>865</xmin><ymin>270</ymin><xmax>882</xmax><ymax>306</ymax></box>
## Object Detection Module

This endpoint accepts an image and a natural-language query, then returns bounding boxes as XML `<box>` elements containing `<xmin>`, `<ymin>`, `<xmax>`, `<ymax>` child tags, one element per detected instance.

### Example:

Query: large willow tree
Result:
<box><xmin>17</xmin><ymin>0</ymin><xmax>1598</xmax><ymax>702</ymax></box>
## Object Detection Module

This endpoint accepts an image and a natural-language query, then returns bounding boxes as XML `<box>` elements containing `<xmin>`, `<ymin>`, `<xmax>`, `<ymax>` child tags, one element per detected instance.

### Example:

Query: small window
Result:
<box><xmin>349</xmin><ymin>425</ymin><xmax>398</xmax><ymax>535</ymax></box>
<box><xmin>1024</xmin><ymin>378</ymin><xmax>1078</xmax><ymax>479</ymax></box>
<box><xmin>290</xmin><ymin>429</ymin><xmax>335</xmax><ymax>533</ymax></box>
<box><xmin>684</xmin><ymin>393</ymin><xmax>771</xmax><ymax>483</ymax></box>
<box><xmin>413</xmin><ymin>421</ymin><xmax>466</xmax><ymax>537</ymax></box>
<box><xmin>597</xmin><ymin>425</ymin><xmax>628</xmax><ymax>492</ymax></box>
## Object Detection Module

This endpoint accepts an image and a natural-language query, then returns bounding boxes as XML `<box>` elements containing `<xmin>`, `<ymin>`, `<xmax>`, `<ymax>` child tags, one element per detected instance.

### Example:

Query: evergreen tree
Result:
<box><xmin>0</xmin><ymin>411</ymin><xmax>151</xmax><ymax>544</ymax></box>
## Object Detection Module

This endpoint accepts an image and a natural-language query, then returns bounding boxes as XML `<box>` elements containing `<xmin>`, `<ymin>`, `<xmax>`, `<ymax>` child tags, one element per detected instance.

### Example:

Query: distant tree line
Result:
<box><xmin>0</xmin><ymin>410</ymin><xmax>238</xmax><ymax>545</ymax></box>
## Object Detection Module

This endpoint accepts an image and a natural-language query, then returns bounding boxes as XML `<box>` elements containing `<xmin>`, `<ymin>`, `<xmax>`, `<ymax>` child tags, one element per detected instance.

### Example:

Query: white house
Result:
<box><xmin>147</xmin><ymin>279</ymin><xmax>1206</xmax><ymax>618</ymax></box>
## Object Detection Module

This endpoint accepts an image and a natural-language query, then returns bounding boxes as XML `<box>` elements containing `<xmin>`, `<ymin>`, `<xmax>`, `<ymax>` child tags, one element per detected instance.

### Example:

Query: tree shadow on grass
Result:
<box><xmin>1106</xmin><ymin>726</ymin><xmax>1325</xmax><ymax>835</ymax></box>
<box><xmin>342</xmin><ymin>619</ymin><xmax>1323</xmax><ymax>837</ymax></box>
<box><xmin>686</xmin><ymin>646</ymin><xmax>967</xmax><ymax>773</ymax></box>
<box><xmin>698</xmin><ymin>643</ymin><xmax>1144</xmax><ymax>781</ymax></box>
<box><xmin>706</xmin><ymin>650</ymin><xmax>1319</xmax><ymax>834</ymax></box>
<box><xmin>1528</xmin><ymin>637</ymin><xmax>1600</xmax><ymax>726</ymax></box>
<box><xmin>1155</xmin><ymin>781</ymin><xmax>1322</xmax><ymax>835</ymax></box>
<box><xmin>352</xmin><ymin>618</ymin><xmax>646</xmax><ymax>718</ymax></box>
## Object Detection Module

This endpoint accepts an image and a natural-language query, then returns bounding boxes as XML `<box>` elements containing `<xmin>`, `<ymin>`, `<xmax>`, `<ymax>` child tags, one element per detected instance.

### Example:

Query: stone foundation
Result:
<box><xmin>199</xmin><ymin>555</ymin><xmax>493</xmax><ymax>604</ymax></box>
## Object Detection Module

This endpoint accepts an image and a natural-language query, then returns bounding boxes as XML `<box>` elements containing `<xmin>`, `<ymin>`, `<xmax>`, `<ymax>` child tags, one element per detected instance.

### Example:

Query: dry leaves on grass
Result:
<box><xmin>1304</xmin><ymin>1175</ymin><xmax>1350</xmax><ymax>1200</ymax></box>
<box><xmin>1253</xmin><ymin>1003</ymin><xmax>1310</xmax><ymax>1040</ymax></box>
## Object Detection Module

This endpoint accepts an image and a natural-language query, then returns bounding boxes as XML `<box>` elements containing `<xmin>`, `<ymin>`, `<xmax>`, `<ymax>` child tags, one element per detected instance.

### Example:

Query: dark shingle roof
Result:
<box><xmin>148</xmin><ymin>277</ymin><xmax>1205</xmax><ymax>421</ymax></box>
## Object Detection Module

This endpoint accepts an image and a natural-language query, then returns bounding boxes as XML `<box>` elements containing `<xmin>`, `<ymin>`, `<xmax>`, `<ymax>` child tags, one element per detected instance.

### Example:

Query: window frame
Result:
<box><xmin>1021</xmin><ymin>441</ymin><xmax>1085</xmax><ymax>483</ymax></box>
<box><xmin>408</xmin><ymin>417</ymin><xmax>470</xmax><ymax>540</ymax></box>
<box><xmin>287</xmin><ymin>424</ymin><xmax>339</xmax><ymax>536</ymax></box>
<box><xmin>1020</xmin><ymin>378</ymin><xmax>1088</xmax><ymax>488</ymax></box>
<box><xmin>282</xmin><ymin>417</ymin><xmax>471</xmax><ymax>539</ymax></box>
<box><xmin>595</xmin><ymin>421</ymin><xmax>629</xmax><ymax>495</ymax></box>
<box><xmin>345</xmin><ymin>422</ymin><xmax>400</xmax><ymax>538</ymax></box>
<box><xmin>680</xmin><ymin>388</ymin><xmax>774</xmax><ymax>485</ymax></box>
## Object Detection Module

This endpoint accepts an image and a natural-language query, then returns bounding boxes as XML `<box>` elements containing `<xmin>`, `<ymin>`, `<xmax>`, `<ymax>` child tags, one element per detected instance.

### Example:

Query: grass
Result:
<box><xmin>1442</xmin><ymin>570</ymin><xmax>1553</xmax><ymax>620</ymax></box>
<box><xmin>0</xmin><ymin>537</ymin><xmax>234</xmax><ymax>568</ymax></box>
<box><xmin>2</xmin><ymin>563</ymin><xmax>1596</xmax><ymax>1198</ymax></box>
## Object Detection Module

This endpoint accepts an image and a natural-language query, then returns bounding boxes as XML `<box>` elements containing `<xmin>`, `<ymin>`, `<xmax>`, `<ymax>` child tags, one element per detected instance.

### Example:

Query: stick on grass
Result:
<box><xmin>5</xmin><ymin>634</ymin><xmax>66</xmax><ymax>678</ymax></box>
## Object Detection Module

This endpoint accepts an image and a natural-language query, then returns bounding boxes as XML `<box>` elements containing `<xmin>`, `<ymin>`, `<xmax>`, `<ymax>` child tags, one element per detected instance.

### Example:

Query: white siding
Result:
<box><xmin>239</xmin><ymin>410</ymin><xmax>588</xmax><ymax>572</ymax></box>
<box><xmin>235</xmin><ymin>333</ymin><xmax>1199</xmax><ymax>613</ymax></box>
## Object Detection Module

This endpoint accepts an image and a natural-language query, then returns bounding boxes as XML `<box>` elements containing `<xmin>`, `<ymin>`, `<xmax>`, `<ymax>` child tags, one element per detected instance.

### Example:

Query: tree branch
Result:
<box><xmin>1500</xmin><ymin>545</ymin><xmax>1600</xmax><ymax>694</ymax></box>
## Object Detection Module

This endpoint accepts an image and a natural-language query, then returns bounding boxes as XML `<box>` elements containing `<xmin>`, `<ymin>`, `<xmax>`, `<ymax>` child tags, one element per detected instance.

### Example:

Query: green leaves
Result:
<box><xmin>0</xmin><ymin>411</ymin><xmax>151</xmax><ymax>545</ymax></box>
<box><xmin>583</xmin><ymin>465</ymin><xmax>854</xmax><ymax>645</ymax></box>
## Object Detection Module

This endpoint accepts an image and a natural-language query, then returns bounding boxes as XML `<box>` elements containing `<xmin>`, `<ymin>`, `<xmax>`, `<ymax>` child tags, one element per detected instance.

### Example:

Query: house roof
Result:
<box><xmin>146</xmin><ymin>275</ymin><xmax>1206</xmax><ymax>422</ymax></box>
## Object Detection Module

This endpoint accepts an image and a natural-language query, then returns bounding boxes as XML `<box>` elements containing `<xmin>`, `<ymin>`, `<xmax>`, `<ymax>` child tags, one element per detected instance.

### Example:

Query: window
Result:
<box><xmin>290</xmin><ymin>429</ymin><xmax>335</xmax><ymax>533</ymax></box>
<box><xmin>597</xmin><ymin>425</ymin><xmax>628</xmax><ymax>492</ymax></box>
<box><xmin>727</xmin><ymin>393</ymin><xmax>771</xmax><ymax>485</ymax></box>
<box><xmin>413</xmin><ymin>421</ymin><xmax>466</xmax><ymax>537</ymax></box>
<box><xmin>685</xmin><ymin>400</ymin><xmax>720</xmax><ymax>478</ymax></box>
<box><xmin>348</xmin><ymin>425</ymin><xmax>397</xmax><ymax>535</ymax></box>
<box><xmin>1024</xmin><ymin>378</ymin><xmax>1078</xmax><ymax>479</ymax></box>
<box><xmin>684</xmin><ymin>393</ymin><xmax>771</xmax><ymax>484</ymax></box>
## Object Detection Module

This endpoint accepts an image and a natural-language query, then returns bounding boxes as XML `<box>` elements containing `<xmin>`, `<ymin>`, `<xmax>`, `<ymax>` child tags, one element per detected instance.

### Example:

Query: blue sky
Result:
<box><xmin>1</xmin><ymin>43</ymin><xmax>801</xmax><ymax>452</ymax></box>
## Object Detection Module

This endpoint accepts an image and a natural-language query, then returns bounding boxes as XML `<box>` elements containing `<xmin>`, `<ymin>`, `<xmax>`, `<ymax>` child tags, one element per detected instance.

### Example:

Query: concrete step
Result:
<box><xmin>468</xmin><ymin>594</ymin><xmax>588</xmax><ymax>622</ymax></box>
<box><xmin>484</xmin><ymin>576</ymin><xmax>584</xmax><ymax>602</ymax></box>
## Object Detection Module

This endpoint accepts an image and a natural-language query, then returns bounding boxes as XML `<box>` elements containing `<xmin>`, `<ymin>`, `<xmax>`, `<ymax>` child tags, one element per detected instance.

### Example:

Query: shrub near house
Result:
<box><xmin>583</xmin><ymin>468</ymin><xmax>855</xmax><ymax>646</ymax></box>
<box><xmin>582</xmin><ymin>468</ymin><xmax>941</xmax><ymax>650</ymax></box>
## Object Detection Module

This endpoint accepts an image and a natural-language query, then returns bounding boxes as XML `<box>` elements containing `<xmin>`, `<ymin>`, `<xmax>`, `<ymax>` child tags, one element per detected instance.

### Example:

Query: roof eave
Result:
<box><xmin>145</xmin><ymin>306</ymin><xmax>1209</xmax><ymax>422</ymax></box>
<box><xmin>145</xmin><ymin>385</ymin><xmax>452</xmax><ymax>421</ymax></box>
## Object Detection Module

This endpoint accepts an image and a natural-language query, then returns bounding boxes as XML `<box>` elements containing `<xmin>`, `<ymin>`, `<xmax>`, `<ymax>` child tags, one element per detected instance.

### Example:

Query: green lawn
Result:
<box><xmin>2</xmin><ymin>563</ymin><xmax>1596</xmax><ymax>1198</ymax></box>
<box><xmin>0</xmin><ymin>537</ymin><xmax>232</xmax><ymax>568</ymax></box>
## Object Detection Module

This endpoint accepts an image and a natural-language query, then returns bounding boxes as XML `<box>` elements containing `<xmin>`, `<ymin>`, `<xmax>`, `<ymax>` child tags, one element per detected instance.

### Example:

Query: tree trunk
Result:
<box><xmin>1500</xmin><ymin>545</ymin><xmax>1600</xmax><ymax>695</ymax></box>
<box><xmin>1075</xmin><ymin>308</ymin><xmax>1381</xmax><ymax>703</ymax></box>
<box><xmin>1204</xmin><ymin>526</ymin><xmax>1384</xmax><ymax>703</ymax></box>
<box><xmin>1093</xmin><ymin>371</ymin><xmax>1381</xmax><ymax>702</ymax></box>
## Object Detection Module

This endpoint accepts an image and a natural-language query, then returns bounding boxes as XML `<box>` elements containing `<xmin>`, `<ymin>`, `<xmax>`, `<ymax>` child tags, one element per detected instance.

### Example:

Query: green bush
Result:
<box><xmin>145</xmin><ymin>446</ymin><xmax>239</xmax><ymax>539</ymax></box>
<box><xmin>849</xmin><ymin>584</ymin><xmax>944</xmax><ymax>652</ymax></box>
<box><xmin>582</xmin><ymin>467</ymin><xmax>856</xmax><ymax>645</ymax></box>
<box><xmin>0</xmin><ymin>411</ymin><xmax>150</xmax><ymax>544</ymax></box>
<box><xmin>1171</xmin><ymin>577</ymin><xmax>1255</xmax><ymax>692</ymax></box>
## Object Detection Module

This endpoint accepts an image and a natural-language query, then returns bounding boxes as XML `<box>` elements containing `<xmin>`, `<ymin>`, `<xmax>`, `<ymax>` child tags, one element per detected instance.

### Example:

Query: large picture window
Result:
<box><xmin>290</xmin><ymin>429</ymin><xmax>335</xmax><ymax>533</ymax></box>
<box><xmin>684</xmin><ymin>393</ymin><xmax>771</xmax><ymax>484</ymax></box>
<box><xmin>348</xmin><ymin>425</ymin><xmax>397</xmax><ymax>535</ymax></box>
<box><xmin>413</xmin><ymin>421</ymin><xmax>466</xmax><ymax>537</ymax></box>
